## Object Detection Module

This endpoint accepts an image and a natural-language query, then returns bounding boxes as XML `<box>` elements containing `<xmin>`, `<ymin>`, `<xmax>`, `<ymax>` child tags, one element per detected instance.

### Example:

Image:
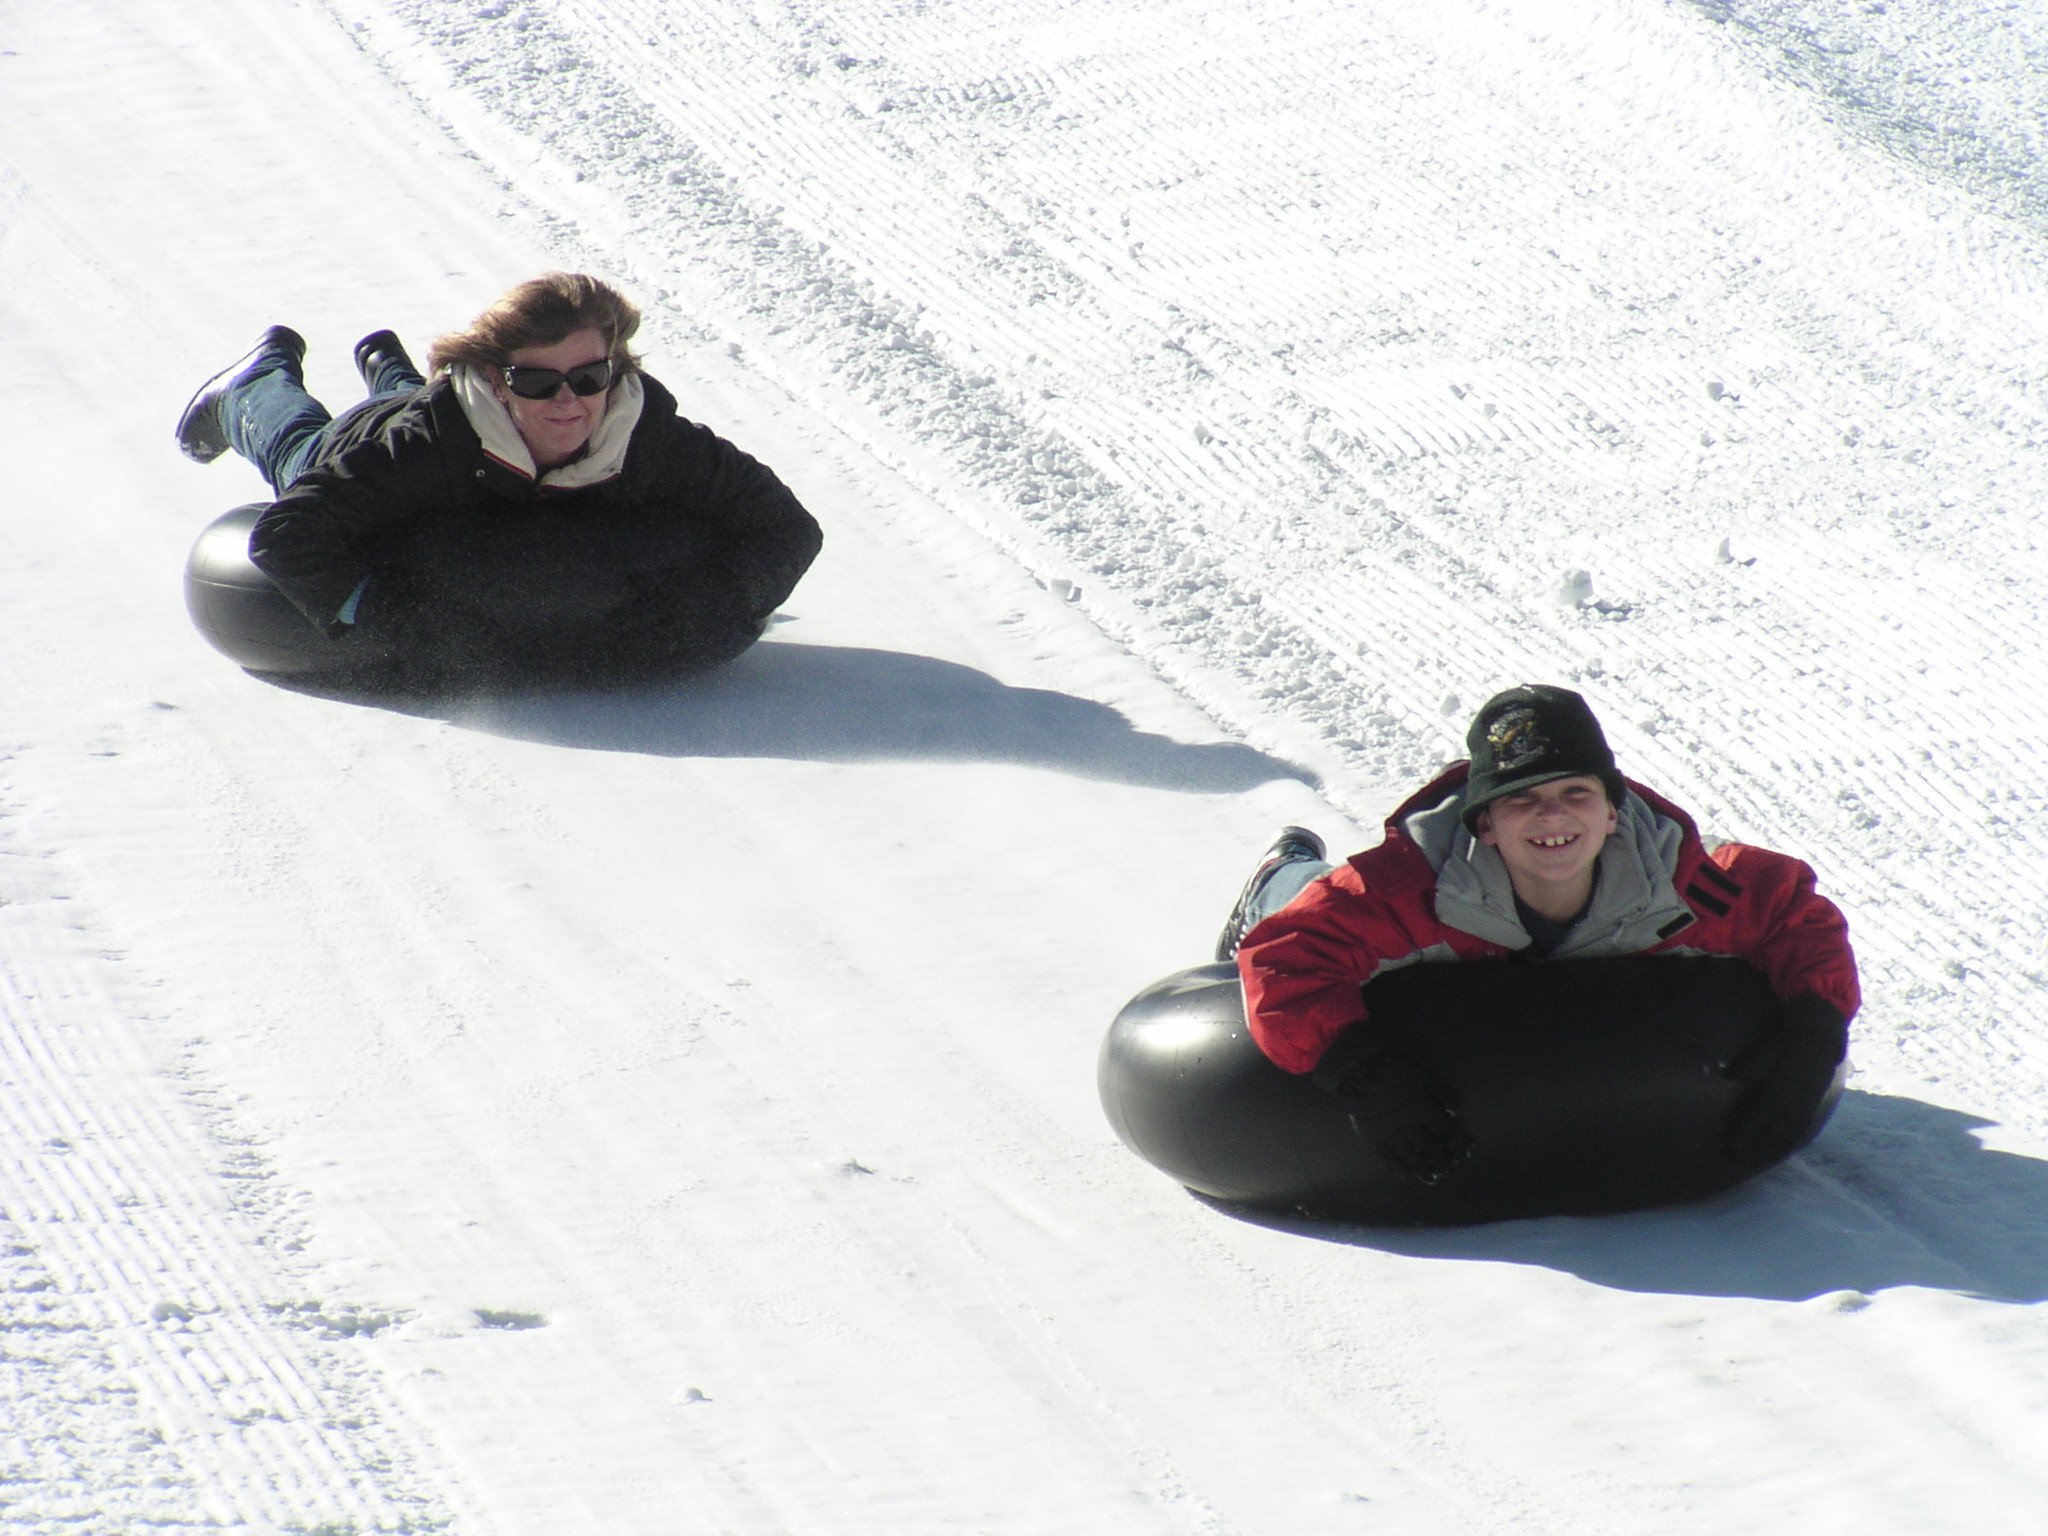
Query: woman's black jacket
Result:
<box><xmin>249</xmin><ymin>373</ymin><xmax>821</xmax><ymax>677</ymax></box>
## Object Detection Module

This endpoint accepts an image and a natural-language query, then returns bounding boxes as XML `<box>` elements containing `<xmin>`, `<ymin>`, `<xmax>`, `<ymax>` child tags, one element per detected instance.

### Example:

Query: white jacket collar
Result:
<box><xmin>451</xmin><ymin>365</ymin><xmax>646</xmax><ymax>489</ymax></box>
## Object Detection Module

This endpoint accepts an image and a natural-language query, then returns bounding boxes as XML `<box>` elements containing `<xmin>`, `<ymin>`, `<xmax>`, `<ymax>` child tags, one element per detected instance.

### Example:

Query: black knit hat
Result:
<box><xmin>1461</xmin><ymin>684</ymin><xmax>1625</xmax><ymax>832</ymax></box>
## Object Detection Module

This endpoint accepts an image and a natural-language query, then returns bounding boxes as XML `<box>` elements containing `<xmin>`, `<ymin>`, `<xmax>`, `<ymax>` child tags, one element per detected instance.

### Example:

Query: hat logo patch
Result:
<box><xmin>1488</xmin><ymin>707</ymin><xmax>1548</xmax><ymax>770</ymax></box>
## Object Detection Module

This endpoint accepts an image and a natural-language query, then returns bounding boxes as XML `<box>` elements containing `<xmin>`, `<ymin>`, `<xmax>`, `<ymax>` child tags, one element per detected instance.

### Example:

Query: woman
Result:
<box><xmin>176</xmin><ymin>273</ymin><xmax>821</xmax><ymax>685</ymax></box>
<box><xmin>1221</xmin><ymin>684</ymin><xmax>1860</xmax><ymax>1182</ymax></box>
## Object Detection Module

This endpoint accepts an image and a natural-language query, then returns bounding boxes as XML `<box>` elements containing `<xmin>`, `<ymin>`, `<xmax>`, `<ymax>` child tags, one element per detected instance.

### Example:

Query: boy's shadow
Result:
<box><xmin>282</xmin><ymin>640</ymin><xmax>1313</xmax><ymax>794</ymax></box>
<box><xmin>1212</xmin><ymin>1091</ymin><xmax>2048</xmax><ymax>1303</ymax></box>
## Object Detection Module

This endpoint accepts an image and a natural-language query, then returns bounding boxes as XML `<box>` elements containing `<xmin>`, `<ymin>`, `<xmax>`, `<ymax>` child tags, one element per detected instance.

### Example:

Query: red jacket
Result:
<box><xmin>1237</xmin><ymin>765</ymin><xmax>1861</xmax><ymax>1074</ymax></box>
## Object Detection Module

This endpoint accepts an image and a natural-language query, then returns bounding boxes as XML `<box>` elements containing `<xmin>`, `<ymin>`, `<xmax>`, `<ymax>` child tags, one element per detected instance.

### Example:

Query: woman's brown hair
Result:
<box><xmin>428</xmin><ymin>272</ymin><xmax>644</xmax><ymax>377</ymax></box>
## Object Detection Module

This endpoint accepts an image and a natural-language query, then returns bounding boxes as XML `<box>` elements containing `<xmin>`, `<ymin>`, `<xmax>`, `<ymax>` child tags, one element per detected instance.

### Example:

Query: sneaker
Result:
<box><xmin>175</xmin><ymin>325</ymin><xmax>307</xmax><ymax>464</ymax></box>
<box><xmin>352</xmin><ymin>328</ymin><xmax>420</xmax><ymax>393</ymax></box>
<box><xmin>1214</xmin><ymin>825</ymin><xmax>1327</xmax><ymax>961</ymax></box>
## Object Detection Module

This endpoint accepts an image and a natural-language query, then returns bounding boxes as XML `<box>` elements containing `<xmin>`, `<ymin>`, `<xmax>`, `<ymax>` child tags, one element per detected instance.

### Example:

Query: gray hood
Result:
<box><xmin>1404</xmin><ymin>788</ymin><xmax>1694</xmax><ymax>957</ymax></box>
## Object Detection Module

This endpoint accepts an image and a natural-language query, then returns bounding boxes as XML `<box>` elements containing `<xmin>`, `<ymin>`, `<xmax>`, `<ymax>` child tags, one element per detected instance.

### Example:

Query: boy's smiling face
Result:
<box><xmin>1473</xmin><ymin>775</ymin><xmax>1618</xmax><ymax>899</ymax></box>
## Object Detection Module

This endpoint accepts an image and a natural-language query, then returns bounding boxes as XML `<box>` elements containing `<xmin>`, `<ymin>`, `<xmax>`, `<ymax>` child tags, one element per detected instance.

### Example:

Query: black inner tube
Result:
<box><xmin>1099</xmin><ymin>955</ymin><xmax>1844</xmax><ymax>1226</ymax></box>
<box><xmin>184</xmin><ymin>503</ymin><xmax>337</xmax><ymax>674</ymax></box>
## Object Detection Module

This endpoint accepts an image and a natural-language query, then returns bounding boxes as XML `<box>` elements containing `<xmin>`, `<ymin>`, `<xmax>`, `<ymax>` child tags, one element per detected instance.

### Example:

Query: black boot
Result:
<box><xmin>353</xmin><ymin>329</ymin><xmax>424</xmax><ymax>396</ymax></box>
<box><xmin>1215</xmin><ymin>826</ymin><xmax>1327</xmax><ymax>961</ymax></box>
<box><xmin>175</xmin><ymin>325</ymin><xmax>307</xmax><ymax>464</ymax></box>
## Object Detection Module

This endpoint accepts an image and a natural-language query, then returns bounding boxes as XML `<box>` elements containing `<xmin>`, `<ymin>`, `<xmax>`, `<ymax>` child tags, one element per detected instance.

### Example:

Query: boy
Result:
<box><xmin>1226</xmin><ymin>685</ymin><xmax>1859</xmax><ymax>1182</ymax></box>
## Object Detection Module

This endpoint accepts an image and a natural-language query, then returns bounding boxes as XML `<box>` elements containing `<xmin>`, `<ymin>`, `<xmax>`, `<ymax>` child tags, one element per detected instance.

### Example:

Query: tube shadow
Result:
<box><xmin>1204</xmin><ymin>1091</ymin><xmax>2048</xmax><ymax>1303</ymax></box>
<box><xmin>273</xmin><ymin>639</ymin><xmax>1314</xmax><ymax>795</ymax></box>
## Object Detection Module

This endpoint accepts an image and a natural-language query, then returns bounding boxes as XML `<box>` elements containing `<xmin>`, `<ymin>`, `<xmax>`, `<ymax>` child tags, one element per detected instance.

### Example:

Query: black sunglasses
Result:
<box><xmin>502</xmin><ymin>358</ymin><xmax>614</xmax><ymax>400</ymax></box>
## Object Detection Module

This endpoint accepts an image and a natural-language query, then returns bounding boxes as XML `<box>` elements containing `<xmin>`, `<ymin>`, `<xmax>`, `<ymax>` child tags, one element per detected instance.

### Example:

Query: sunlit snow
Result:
<box><xmin>3</xmin><ymin>0</ymin><xmax>2046</xmax><ymax>1530</ymax></box>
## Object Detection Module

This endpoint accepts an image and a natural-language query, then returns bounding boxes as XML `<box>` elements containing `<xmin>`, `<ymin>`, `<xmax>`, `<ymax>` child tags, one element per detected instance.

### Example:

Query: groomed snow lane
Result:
<box><xmin>4</xmin><ymin>0</ymin><xmax>2048</xmax><ymax>1531</ymax></box>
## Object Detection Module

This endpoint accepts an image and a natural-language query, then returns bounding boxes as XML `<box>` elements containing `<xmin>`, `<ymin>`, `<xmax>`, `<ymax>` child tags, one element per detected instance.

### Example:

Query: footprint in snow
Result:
<box><xmin>473</xmin><ymin>1308</ymin><xmax>547</xmax><ymax>1330</ymax></box>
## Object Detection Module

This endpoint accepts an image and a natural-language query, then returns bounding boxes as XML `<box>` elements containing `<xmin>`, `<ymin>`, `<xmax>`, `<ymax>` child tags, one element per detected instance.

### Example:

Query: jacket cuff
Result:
<box><xmin>1781</xmin><ymin>995</ymin><xmax>1848</xmax><ymax>1060</ymax></box>
<box><xmin>1309</xmin><ymin>1020</ymin><xmax>1388</xmax><ymax>1094</ymax></box>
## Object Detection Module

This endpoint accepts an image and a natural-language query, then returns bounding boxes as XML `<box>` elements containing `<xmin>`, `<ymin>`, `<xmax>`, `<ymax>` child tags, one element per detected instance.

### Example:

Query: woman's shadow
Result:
<box><xmin>279</xmin><ymin>639</ymin><xmax>1314</xmax><ymax>795</ymax></box>
<box><xmin>1209</xmin><ymin>1091</ymin><xmax>2048</xmax><ymax>1304</ymax></box>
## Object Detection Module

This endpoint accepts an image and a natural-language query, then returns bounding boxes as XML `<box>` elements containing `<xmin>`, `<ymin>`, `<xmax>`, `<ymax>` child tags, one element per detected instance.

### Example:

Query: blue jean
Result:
<box><xmin>223</xmin><ymin>346</ymin><xmax>426</xmax><ymax>494</ymax></box>
<box><xmin>1243</xmin><ymin>857</ymin><xmax>1333</xmax><ymax>930</ymax></box>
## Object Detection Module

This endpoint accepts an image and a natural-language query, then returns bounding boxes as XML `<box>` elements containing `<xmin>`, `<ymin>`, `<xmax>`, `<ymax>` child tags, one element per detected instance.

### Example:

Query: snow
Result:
<box><xmin>3</xmin><ymin>0</ymin><xmax>2048</xmax><ymax>1529</ymax></box>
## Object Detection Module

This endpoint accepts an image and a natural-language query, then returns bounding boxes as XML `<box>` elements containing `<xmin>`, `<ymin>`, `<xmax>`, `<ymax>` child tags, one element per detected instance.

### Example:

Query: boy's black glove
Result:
<box><xmin>1721</xmin><ymin>995</ymin><xmax>1847</xmax><ymax>1166</ymax></box>
<box><xmin>1313</xmin><ymin>1026</ymin><xmax>1474</xmax><ymax>1185</ymax></box>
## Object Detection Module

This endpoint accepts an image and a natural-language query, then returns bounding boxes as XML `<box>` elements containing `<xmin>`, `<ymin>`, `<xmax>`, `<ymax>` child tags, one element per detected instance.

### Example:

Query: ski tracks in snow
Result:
<box><xmin>7</xmin><ymin>0</ymin><xmax>2048</xmax><ymax>1530</ymax></box>
<box><xmin>325</xmin><ymin>0</ymin><xmax>2048</xmax><ymax>1135</ymax></box>
<box><xmin>0</xmin><ymin>806</ymin><xmax>453</xmax><ymax>1532</ymax></box>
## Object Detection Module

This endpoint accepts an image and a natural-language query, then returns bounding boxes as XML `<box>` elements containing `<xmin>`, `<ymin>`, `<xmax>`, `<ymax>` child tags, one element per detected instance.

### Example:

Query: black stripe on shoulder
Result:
<box><xmin>1684</xmin><ymin>883</ymin><xmax>1732</xmax><ymax>918</ymax></box>
<box><xmin>1656</xmin><ymin>913</ymin><xmax>1696</xmax><ymax>940</ymax></box>
<box><xmin>1695</xmin><ymin>861</ymin><xmax>1742</xmax><ymax>896</ymax></box>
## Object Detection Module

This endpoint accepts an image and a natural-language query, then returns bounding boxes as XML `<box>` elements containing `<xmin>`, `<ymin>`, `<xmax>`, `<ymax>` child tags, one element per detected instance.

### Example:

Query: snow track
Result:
<box><xmin>4</xmin><ymin>0</ymin><xmax>2048</xmax><ymax>1530</ymax></box>
<box><xmin>0</xmin><ymin>823</ymin><xmax>451</xmax><ymax>1531</ymax></box>
<box><xmin>325</xmin><ymin>0</ymin><xmax>2048</xmax><ymax>1129</ymax></box>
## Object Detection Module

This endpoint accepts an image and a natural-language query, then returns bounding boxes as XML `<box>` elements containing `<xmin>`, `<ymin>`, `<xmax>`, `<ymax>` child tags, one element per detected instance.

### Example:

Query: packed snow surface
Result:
<box><xmin>4</xmin><ymin>0</ymin><xmax>2048</xmax><ymax>1529</ymax></box>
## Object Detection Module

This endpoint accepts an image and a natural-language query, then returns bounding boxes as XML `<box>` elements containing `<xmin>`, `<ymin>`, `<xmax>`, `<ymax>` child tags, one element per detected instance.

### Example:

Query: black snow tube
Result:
<box><xmin>184</xmin><ymin>504</ymin><xmax>770</xmax><ymax>684</ymax></box>
<box><xmin>184</xmin><ymin>503</ymin><xmax>338</xmax><ymax>674</ymax></box>
<box><xmin>1098</xmin><ymin>955</ymin><xmax>1846</xmax><ymax>1226</ymax></box>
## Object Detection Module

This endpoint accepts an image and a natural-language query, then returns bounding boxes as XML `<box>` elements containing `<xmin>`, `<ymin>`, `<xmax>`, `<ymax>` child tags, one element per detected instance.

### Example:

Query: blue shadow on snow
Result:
<box><xmin>287</xmin><ymin>639</ymin><xmax>1313</xmax><ymax>796</ymax></box>
<box><xmin>1207</xmin><ymin>1091</ymin><xmax>2048</xmax><ymax>1304</ymax></box>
